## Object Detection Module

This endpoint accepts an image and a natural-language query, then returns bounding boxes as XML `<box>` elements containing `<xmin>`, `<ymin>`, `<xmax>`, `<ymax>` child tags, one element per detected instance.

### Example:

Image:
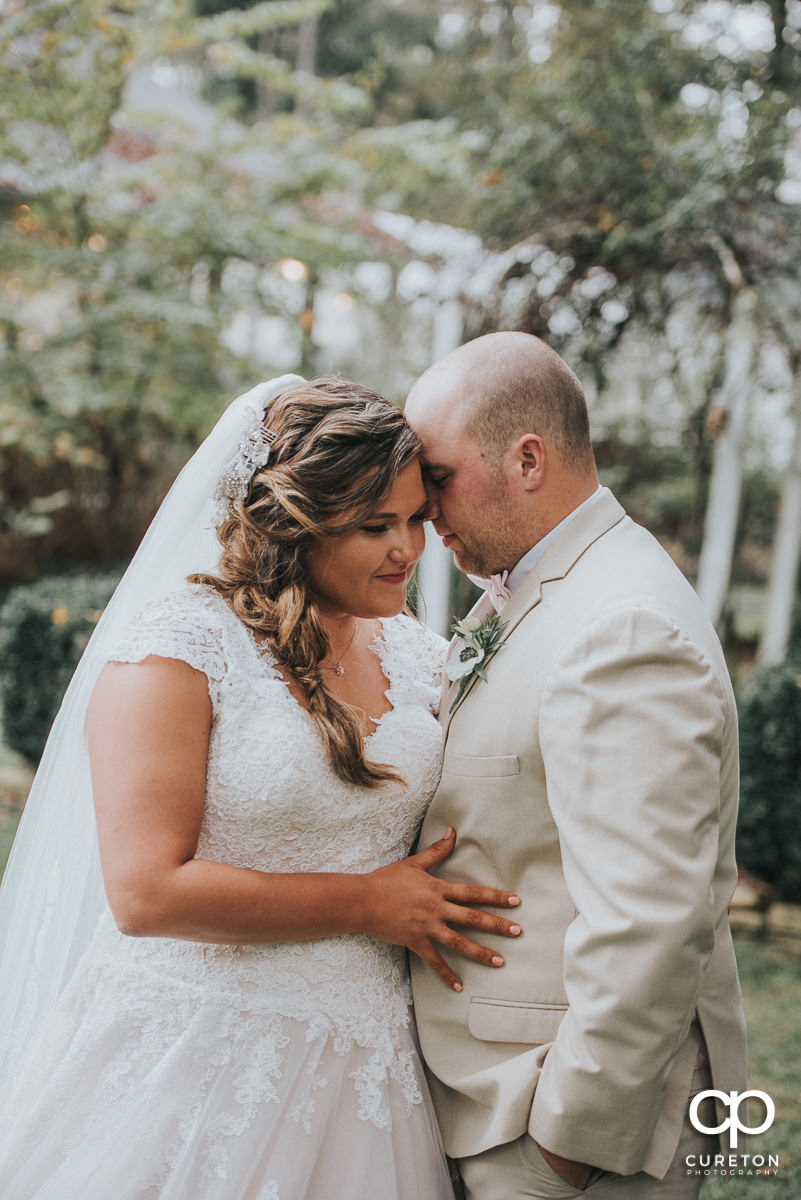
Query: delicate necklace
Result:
<box><xmin>323</xmin><ymin>624</ymin><xmax>358</xmax><ymax>676</ymax></box>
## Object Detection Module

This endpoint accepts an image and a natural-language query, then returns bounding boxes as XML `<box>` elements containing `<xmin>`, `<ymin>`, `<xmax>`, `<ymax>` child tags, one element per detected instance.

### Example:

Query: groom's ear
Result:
<box><xmin>511</xmin><ymin>433</ymin><xmax>546</xmax><ymax>491</ymax></box>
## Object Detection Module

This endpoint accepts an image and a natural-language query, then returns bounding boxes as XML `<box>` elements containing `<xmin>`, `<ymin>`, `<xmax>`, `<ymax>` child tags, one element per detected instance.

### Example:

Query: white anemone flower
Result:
<box><xmin>445</xmin><ymin>636</ymin><xmax>485</xmax><ymax>682</ymax></box>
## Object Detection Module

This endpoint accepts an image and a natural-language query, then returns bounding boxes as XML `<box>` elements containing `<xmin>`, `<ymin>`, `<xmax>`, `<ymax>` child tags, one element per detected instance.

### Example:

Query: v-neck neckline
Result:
<box><xmin>220</xmin><ymin>595</ymin><xmax>397</xmax><ymax>741</ymax></box>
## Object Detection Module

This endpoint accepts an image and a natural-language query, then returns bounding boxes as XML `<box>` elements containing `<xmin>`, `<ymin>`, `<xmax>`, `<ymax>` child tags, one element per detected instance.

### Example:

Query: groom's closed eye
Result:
<box><xmin>423</xmin><ymin>467</ymin><xmax>451</xmax><ymax>490</ymax></box>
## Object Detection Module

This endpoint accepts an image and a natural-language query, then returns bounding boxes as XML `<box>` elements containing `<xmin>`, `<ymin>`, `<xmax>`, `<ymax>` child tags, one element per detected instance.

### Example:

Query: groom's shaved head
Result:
<box><xmin>406</xmin><ymin>332</ymin><xmax>599</xmax><ymax>574</ymax></box>
<box><xmin>408</xmin><ymin>331</ymin><xmax>595</xmax><ymax>473</ymax></box>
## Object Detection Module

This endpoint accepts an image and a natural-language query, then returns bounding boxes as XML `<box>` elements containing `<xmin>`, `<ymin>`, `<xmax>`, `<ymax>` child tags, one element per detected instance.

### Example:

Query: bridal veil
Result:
<box><xmin>0</xmin><ymin>375</ymin><xmax>303</xmax><ymax>1086</ymax></box>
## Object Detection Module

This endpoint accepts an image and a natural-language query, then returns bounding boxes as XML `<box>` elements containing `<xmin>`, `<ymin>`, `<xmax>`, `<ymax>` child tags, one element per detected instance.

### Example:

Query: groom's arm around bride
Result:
<box><xmin>405</xmin><ymin>332</ymin><xmax>747</xmax><ymax>1199</ymax></box>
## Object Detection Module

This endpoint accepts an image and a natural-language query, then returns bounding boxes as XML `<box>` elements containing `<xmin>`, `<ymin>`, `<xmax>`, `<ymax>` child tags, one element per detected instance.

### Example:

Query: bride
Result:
<box><xmin>0</xmin><ymin>376</ymin><xmax>522</xmax><ymax>1199</ymax></box>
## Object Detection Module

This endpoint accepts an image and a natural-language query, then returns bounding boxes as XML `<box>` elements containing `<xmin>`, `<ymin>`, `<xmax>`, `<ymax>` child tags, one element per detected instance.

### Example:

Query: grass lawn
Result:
<box><xmin>703</xmin><ymin>934</ymin><xmax>801</xmax><ymax>1198</ymax></box>
<box><xmin>0</xmin><ymin>796</ymin><xmax>797</xmax><ymax>1194</ymax></box>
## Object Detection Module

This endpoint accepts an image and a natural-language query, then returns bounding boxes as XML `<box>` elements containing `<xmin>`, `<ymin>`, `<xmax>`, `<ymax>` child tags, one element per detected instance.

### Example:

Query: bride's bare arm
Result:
<box><xmin>89</xmin><ymin>656</ymin><xmax>522</xmax><ymax>991</ymax></box>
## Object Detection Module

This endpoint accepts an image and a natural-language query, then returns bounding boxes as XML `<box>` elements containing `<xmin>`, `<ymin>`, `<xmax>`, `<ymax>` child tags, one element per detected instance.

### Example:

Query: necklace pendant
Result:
<box><xmin>334</xmin><ymin>663</ymin><xmax>345</xmax><ymax>676</ymax></box>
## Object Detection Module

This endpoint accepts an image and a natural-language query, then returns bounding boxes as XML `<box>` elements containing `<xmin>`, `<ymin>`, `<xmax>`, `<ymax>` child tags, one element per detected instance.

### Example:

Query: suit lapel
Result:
<box><xmin>439</xmin><ymin>590</ymin><xmax>496</xmax><ymax>730</ymax></box>
<box><xmin>500</xmin><ymin>490</ymin><xmax>626</xmax><ymax>641</ymax></box>
<box><xmin>440</xmin><ymin>489</ymin><xmax>626</xmax><ymax>743</ymax></box>
<box><xmin>440</xmin><ymin>574</ymin><xmax>544</xmax><ymax>741</ymax></box>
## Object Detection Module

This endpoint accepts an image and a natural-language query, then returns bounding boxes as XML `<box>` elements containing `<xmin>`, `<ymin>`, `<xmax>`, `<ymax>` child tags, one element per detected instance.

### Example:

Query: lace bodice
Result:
<box><xmin>72</xmin><ymin>584</ymin><xmax>448</xmax><ymax>1149</ymax></box>
<box><xmin>111</xmin><ymin>584</ymin><xmax>445</xmax><ymax>876</ymax></box>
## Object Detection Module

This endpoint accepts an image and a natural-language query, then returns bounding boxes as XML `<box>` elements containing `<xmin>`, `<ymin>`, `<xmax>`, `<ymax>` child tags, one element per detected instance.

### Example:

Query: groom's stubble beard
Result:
<box><xmin>449</xmin><ymin>475</ymin><xmax>523</xmax><ymax>577</ymax></box>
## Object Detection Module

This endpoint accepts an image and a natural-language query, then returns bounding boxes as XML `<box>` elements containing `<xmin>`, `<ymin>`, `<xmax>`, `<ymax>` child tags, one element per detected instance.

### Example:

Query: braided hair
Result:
<box><xmin>191</xmin><ymin>377</ymin><xmax>422</xmax><ymax>788</ymax></box>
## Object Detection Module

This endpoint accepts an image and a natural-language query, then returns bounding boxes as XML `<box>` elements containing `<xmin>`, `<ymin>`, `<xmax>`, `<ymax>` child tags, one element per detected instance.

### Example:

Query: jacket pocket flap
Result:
<box><xmin>468</xmin><ymin>997</ymin><xmax>567</xmax><ymax>1044</ymax></box>
<box><xmin>443</xmin><ymin>753</ymin><xmax>520</xmax><ymax>778</ymax></box>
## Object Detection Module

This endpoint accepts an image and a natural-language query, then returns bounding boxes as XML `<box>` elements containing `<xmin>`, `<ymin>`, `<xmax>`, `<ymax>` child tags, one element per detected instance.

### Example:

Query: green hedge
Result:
<box><xmin>736</xmin><ymin>662</ymin><xmax>801</xmax><ymax>904</ymax></box>
<box><xmin>0</xmin><ymin>572</ymin><xmax>119</xmax><ymax>764</ymax></box>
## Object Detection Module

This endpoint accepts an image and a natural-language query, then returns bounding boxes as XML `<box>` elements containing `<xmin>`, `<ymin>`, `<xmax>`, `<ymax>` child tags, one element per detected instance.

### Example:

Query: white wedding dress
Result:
<box><xmin>0</xmin><ymin>584</ymin><xmax>454</xmax><ymax>1200</ymax></box>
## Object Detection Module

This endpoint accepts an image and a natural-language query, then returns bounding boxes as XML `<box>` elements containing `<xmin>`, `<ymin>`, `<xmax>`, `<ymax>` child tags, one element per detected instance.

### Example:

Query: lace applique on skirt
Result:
<box><xmin>0</xmin><ymin>586</ymin><xmax>452</xmax><ymax>1199</ymax></box>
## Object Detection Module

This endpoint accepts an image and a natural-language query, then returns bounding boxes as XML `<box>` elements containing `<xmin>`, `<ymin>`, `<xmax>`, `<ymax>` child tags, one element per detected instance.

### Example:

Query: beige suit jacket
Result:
<box><xmin>410</xmin><ymin>489</ymin><xmax>747</xmax><ymax>1178</ymax></box>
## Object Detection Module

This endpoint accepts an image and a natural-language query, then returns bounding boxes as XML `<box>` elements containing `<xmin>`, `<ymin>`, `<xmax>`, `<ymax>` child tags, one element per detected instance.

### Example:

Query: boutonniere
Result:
<box><xmin>445</xmin><ymin>613</ymin><xmax>508</xmax><ymax>713</ymax></box>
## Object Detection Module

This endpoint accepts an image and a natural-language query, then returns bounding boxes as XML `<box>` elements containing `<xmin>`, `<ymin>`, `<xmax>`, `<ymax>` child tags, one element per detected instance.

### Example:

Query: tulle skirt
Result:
<box><xmin>0</xmin><ymin>919</ymin><xmax>455</xmax><ymax>1200</ymax></box>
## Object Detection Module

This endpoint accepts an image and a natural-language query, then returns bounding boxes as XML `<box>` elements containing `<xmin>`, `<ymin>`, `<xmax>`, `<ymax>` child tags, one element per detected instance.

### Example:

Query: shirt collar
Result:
<box><xmin>505</xmin><ymin>485</ymin><xmax>604</xmax><ymax>594</ymax></box>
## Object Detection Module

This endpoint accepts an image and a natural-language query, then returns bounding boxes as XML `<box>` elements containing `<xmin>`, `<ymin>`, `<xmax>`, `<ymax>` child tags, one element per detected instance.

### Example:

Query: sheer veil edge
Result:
<box><xmin>0</xmin><ymin>375</ymin><xmax>303</xmax><ymax>1087</ymax></box>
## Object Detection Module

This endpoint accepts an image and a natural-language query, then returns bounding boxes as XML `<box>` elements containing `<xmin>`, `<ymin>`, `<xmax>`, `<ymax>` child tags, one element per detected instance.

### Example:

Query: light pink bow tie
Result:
<box><xmin>468</xmin><ymin>570</ymin><xmax>511</xmax><ymax>614</ymax></box>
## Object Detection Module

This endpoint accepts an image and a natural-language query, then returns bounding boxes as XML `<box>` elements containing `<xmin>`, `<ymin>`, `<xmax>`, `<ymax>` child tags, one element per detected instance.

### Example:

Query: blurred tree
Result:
<box><xmin>0</xmin><ymin>0</ymin><xmax>381</xmax><ymax>581</ymax></box>
<box><xmin>760</xmin><ymin>357</ymin><xmax>801</xmax><ymax>665</ymax></box>
<box><xmin>356</xmin><ymin>0</ymin><xmax>801</xmax><ymax>639</ymax></box>
<box><xmin>3</xmin><ymin>0</ymin><xmax>800</xmax><ymax>643</ymax></box>
<box><xmin>0</xmin><ymin>570</ymin><xmax>119</xmax><ymax>763</ymax></box>
<box><xmin>193</xmin><ymin>0</ymin><xmax>438</xmax><ymax>120</ymax></box>
<box><xmin>737</xmin><ymin>662</ymin><xmax>801</xmax><ymax>902</ymax></box>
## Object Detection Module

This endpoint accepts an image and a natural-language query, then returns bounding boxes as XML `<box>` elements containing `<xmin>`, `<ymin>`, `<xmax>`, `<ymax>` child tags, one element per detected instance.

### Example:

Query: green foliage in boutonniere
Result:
<box><xmin>445</xmin><ymin>613</ymin><xmax>508</xmax><ymax>713</ymax></box>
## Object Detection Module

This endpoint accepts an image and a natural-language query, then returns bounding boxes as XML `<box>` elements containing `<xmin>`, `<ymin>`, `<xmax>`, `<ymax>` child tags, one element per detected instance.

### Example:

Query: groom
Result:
<box><xmin>406</xmin><ymin>332</ymin><xmax>747</xmax><ymax>1198</ymax></box>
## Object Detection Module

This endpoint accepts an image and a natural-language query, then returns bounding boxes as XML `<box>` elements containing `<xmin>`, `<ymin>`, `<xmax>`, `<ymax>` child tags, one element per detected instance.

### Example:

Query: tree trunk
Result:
<box><xmin>759</xmin><ymin>374</ymin><xmax>801</xmax><ymax>665</ymax></box>
<box><xmin>695</xmin><ymin>286</ymin><xmax>759</xmax><ymax>628</ymax></box>
<box><xmin>298</xmin><ymin>270</ymin><xmax>318</xmax><ymax>378</ymax></box>
<box><xmin>294</xmin><ymin>17</ymin><xmax>318</xmax><ymax>116</ymax></box>
<box><xmin>416</xmin><ymin>302</ymin><xmax>464</xmax><ymax>635</ymax></box>
<box><xmin>494</xmin><ymin>1</ymin><xmax>516</xmax><ymax>60</ymax></box>
<box><xmin>296</xmin><ymin>17</ymin><xmax>318</xmax><ymax>76</ymax></box>
<box><xmin>256</xmin><ymin>31</ymin><xmax>275</xmax><ymax>120</ymax></box>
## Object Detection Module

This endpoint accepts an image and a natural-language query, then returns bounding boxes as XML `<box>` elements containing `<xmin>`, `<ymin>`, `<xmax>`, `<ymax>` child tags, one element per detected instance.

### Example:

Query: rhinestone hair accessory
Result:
<box><xmin>213</xmin><ymin>405</ymin><xmax>275</xmax><ymax>519</ymax></box>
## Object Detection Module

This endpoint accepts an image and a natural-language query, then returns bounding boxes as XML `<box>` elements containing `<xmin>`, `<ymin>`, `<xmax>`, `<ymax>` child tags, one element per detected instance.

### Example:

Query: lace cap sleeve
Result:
<box><xmin>108</xmin><ymin>586</ymin><xmax>227</xmax><ymax>696</ymax></box>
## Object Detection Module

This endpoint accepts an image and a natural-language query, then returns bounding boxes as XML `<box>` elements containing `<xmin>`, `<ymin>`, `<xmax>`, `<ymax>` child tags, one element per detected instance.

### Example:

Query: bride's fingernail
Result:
<box><xmin>453</xmin><ymin>981</ymin><xmax>463</xmax><ymax>992</ymax></box>
<box><xmin>509</xmin><ymin>925</ymin><xmax>522</xmax><ymax>936</ymax></box>
<box><xmin>491</xmin><ymin>955</ymin><xmax>504</xmax><ymax>966</ymax></box>
<box><xmin>508</xmin><ymin>895</ymin><xmax>521</xmax><ymax>906</ymax></box>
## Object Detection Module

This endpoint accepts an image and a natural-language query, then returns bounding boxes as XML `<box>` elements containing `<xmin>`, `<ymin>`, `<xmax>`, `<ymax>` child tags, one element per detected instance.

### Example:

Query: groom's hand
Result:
<box><xmin>535</xmin><ymin>1142</ymin><xmax>593</xmax><ymax>1189</ymax></box>
<box><xmin>358</xmin><ymin>827</ymin><xmax>522</xmax><ymax>990</ymax></box>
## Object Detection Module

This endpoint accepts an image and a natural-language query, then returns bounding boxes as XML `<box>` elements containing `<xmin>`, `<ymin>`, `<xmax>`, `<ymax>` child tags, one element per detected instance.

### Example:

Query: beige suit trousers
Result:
<box><xmin>458</xmin><ymin>1065</ymin><xmax>717</xmax><ymax>1200</ymax></box>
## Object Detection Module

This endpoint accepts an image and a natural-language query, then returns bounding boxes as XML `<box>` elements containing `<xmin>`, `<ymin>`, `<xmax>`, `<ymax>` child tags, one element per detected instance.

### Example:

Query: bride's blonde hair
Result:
<box><xmin>191</xmin><ymin>377</ymin><xmax>422</xmax><ymax>788</ymax></box>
